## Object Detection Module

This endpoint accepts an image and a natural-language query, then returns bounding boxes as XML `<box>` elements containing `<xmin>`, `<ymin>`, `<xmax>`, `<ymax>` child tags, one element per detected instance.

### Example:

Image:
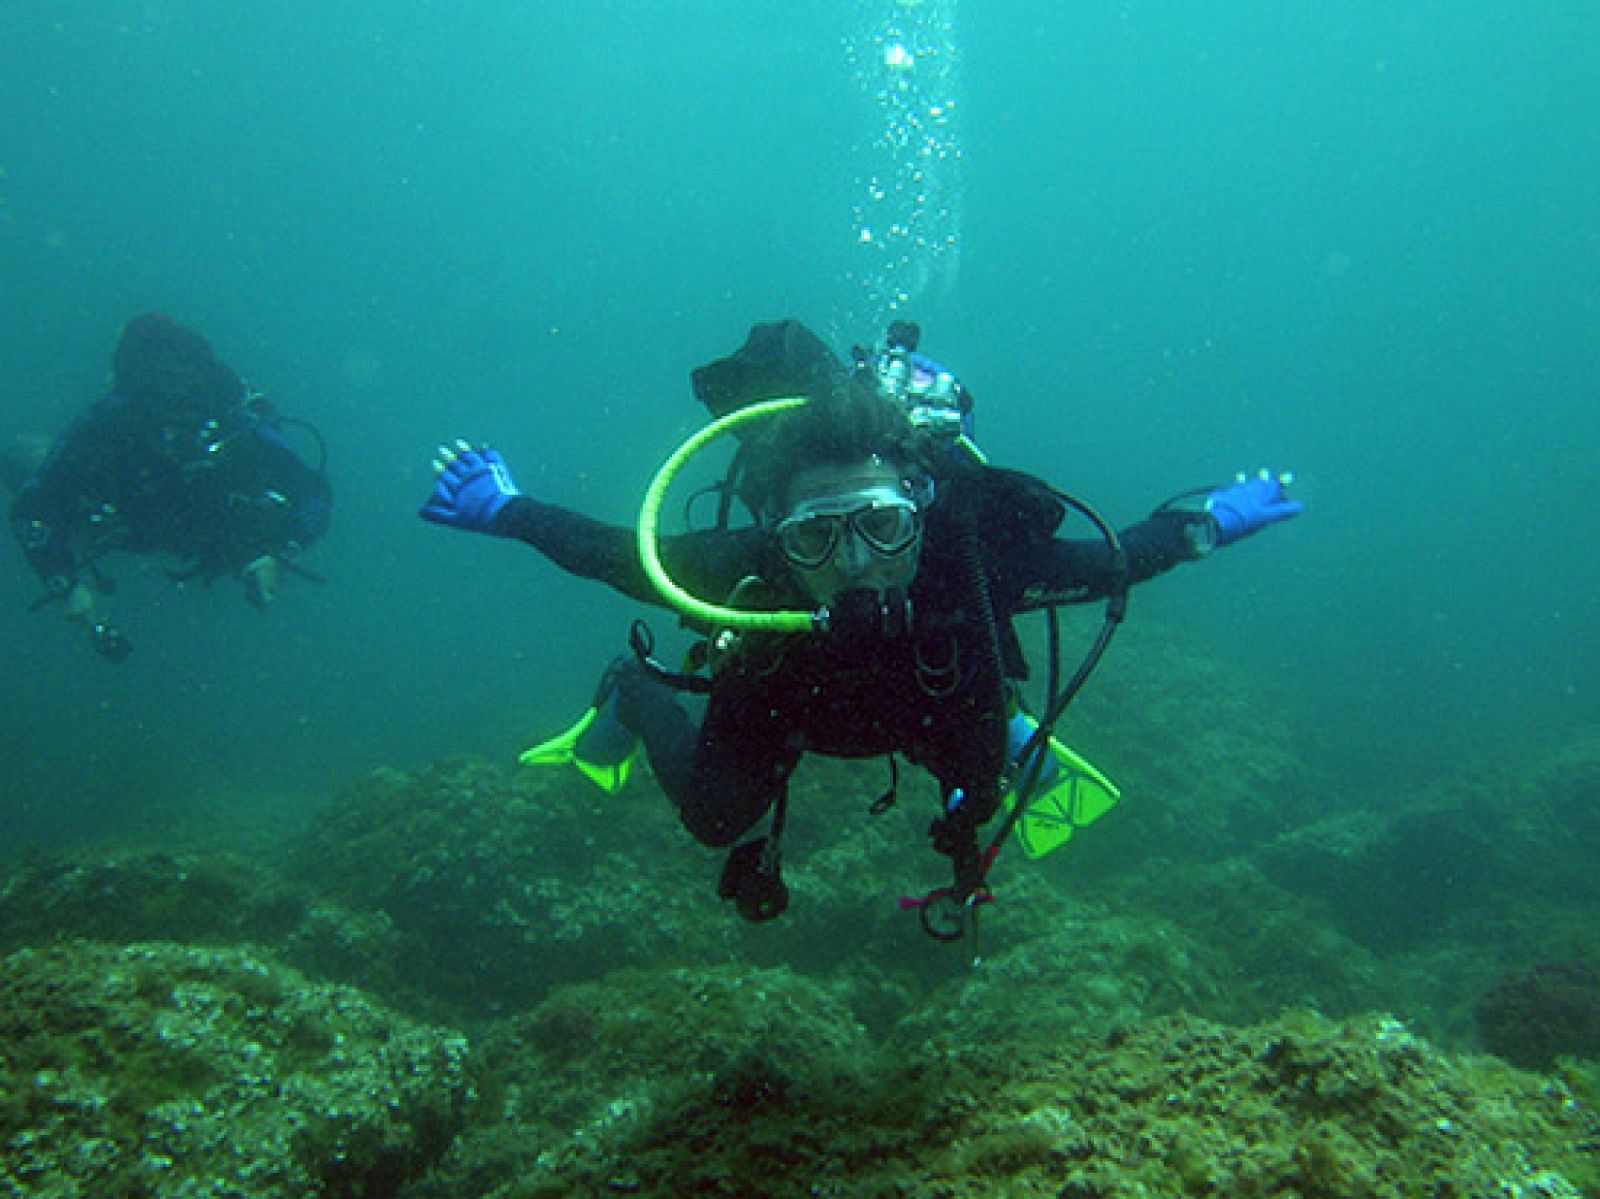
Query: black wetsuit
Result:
<box><xmin>11</xmin><ymin>392</ymin><xmax>331</xmax><ymax>595</ymax></box>
<box><xmin>493</xmin><ymin>466</ymin><xmax>1203</xmax><ymax>859</ymax></box>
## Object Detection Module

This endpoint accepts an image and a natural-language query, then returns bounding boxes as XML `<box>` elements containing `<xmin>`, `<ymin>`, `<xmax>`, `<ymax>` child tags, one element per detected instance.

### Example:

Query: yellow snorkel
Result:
<box><xmin>637</xmin><ymin>395</ymin><xmax>822</xmax><ymax>634</ymax></box>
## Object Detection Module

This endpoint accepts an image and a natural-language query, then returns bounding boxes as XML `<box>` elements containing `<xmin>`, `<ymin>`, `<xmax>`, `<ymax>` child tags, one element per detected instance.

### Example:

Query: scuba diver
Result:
<box><xmin>418</xmin><ymin>319</ymin><xmax>1301</xmax><ymax>934</ymax></box>
<box><xmin>6</xmin><ymin>313</ymin><xmax>333</xmax><ymax>661</ymax></box>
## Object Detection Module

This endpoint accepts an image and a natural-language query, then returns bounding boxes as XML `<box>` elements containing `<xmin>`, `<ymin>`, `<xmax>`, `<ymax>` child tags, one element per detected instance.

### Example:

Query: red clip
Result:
<box><xmin>897</xmin><ymin>886</ymin><xmax>995</xmax><ymax>911</ymax></box>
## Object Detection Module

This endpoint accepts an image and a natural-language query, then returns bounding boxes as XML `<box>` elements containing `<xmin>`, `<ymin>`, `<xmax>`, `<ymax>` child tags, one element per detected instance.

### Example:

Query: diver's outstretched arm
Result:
<box><xmin>1014</xmin><ymin>467</ymin><xmax>1304</xmax><ymax>609</ymax></box>
<box><xmin>418</xmin><ymin>439</ymin><xmax>761</xmax><ymax>610</ymax></box>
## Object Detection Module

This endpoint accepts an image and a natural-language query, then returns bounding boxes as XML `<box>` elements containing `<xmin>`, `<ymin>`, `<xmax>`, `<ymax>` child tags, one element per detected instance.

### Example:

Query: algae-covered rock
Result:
<box><xmin>1107</xmin><ymin>856</ymin><xmax>1399</xmax><ymax>1023</ymax></box>
<box><xmin>285</xmin><ymin>760</ymin><xmax>735</xmax><ymax>1017</ymax></box>
<box><xmin>409</xmin><ymin>962</ymin><xmax>880</xmax><ymax>1199</ymax></box>
<box><xmin>505</xmin><ymin>962</ymin><xmax>872</xmax><ymax>1117</ymax></box>
<box><xmin>893</xmin><ymin>899</ymin><xmax>1234</xmax><ymax>1051</ymax></box>
<box><xmin>1257</xmin><ymin>792</ymin><xmax>1508</xmax><ymax>953</ymax></box>
<box><xmin>440</xmin><ymin>1004</ymin><xmax>1597</xmax><ymax>1199</ymax></box>
<box><xmin>0</xmin><ymin>849</ymin><xmax>308</xmax><ymax>953</ymax></box>
<box><xmin>1002</xmin><ymin>1011</ymin><xmax>1596</xmax><ymax>1199</ymax></box>
<box><xmin>1253</xmin><ymin>734</ymin><xmax>1600</xmax><ymax>962</ymax></box>
<box><xmin>0</xmin><ymin>941</ymin><xmax>470</xmax><ymax>1198</ymax></box>
<box><xmin>1475</xmin><ymin>959</ymin><xmax>1600</xmax><ymax>1072</ymax></box>
<box><xmin>0</xmin><ymin>847</ymin><xmax>413</xmax><ymax>1011</ymax></box>
<box><xmin>1244</xmin><ymin>733</ymin><xmax>1600</xmax><ymax>1051</ymax></box>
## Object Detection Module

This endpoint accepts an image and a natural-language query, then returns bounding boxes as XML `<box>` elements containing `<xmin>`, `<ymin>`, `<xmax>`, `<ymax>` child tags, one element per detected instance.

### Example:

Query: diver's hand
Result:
<box><xmin>241</xmin><ymin>554</ymin><xmax>282</xmax><ymax>608</ymax></box>
<box><xmin>419</xmin><ymin>441</ymin><xmax>523</xmax><ymax>534</ymax></box>
<box><xmin>1207</xmin><ymin>469</ymin><xmax>1303</xmax><ymax>547</ymax></box>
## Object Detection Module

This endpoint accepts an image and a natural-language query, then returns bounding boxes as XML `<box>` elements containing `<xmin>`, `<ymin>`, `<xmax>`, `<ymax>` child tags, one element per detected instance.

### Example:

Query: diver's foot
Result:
<box><xmin>520</xmin><ymin>656</ymin><xmax>644</xmax><ymax>793</ymax></box>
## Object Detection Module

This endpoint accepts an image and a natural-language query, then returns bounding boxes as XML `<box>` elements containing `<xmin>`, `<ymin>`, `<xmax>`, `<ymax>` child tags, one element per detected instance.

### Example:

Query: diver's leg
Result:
<box><xmin>679</xmin><ymin>692</ymin><xmax>796</xmax><ymax>847</ymax></box>
<box><xmin>613</xmin><ymin>661</ymin><xmax>794</xmax><ymax>848</ymax></box>
<box><xmin>610</xmin><ymin>659</ymin><xmax>697</xmax><ymax>799</ymax></box>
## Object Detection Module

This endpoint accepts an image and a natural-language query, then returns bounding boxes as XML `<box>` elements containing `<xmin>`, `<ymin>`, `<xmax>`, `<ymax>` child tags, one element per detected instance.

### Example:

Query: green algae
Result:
<box><xmin>0</xmin><ymin>849</ymin><xmax>307</xmax><ymax>951</ymax></box>
<box><xmin>2</xmin><ymin>644</ymin><xmax>1599</xmax><ymax>1195</ymax></box>
<box><xmin>399</xmin><ymin>968</ymin><xmax>1597</xmax><ymax>1199</ymax></box>
<box><xmin>0</xmin><ymin>941</ymin><xmax>470</xmax><ymax>1198</ymax></box>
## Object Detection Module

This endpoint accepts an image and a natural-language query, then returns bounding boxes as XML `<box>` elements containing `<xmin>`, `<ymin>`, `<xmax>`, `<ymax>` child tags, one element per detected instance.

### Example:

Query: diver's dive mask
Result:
<box><xmin>773</xmin><ymin>482</ymin><xmax>925</xmax><ymax>625</ymax></box>
<box><xmin>775</xmin><ymin>486</ymin><xmax>921</xmax><ymax>571</ymax></box>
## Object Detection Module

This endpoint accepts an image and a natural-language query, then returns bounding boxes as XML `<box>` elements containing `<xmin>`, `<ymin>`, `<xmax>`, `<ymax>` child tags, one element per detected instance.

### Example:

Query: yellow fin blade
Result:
<box><xmin>1002</xmin><ymin>738</ymin><xmax>1121</xmax><ymax>860</ymax></box>
<box><xmin>520</xmin><ymin>707</ymin><xmax>638</xmax><ymax>795</ymax></box>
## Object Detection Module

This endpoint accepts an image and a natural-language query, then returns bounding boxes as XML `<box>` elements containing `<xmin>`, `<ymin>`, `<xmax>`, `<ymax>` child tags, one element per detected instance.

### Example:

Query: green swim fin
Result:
<box><xmin>520</xmin><ymin>699</ymin><xmax>639</xmax><ymax>795</ymax></box>
<box><xmin>1001</xmin><ymin>734</ymin><xmax>1121</xmax><ymax>860</ymax></box>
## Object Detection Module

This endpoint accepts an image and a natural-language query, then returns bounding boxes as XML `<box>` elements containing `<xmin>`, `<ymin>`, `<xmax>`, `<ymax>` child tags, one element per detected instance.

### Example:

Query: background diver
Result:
<box><xmin>4</xmin><ymin>313</ymin><xmax>333</xmax><ymax>661</ymax></box>
<box><xmin>418</xmin><ymin>320</ymin><xmax>1302</xmax><ymax>930</ymax></box>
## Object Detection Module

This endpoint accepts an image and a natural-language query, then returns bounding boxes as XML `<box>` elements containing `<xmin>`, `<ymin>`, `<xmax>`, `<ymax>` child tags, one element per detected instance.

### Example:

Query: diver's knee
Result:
<box><xmin>676</xmin><ymin>799</ymin><xmax>764</xmax><ymax>849</ymax></box>
<box><xmin>680</xmin><ymin>813</ymin><xmax>744</xmax><ymax>849</ymax></box>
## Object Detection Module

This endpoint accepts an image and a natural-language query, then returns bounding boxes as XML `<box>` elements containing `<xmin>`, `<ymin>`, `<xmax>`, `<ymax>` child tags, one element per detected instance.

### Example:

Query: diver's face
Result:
<box><xmin>777</xmin><ymin>458</ymin><xmax>923</xmax><ymax>607</ymax></box>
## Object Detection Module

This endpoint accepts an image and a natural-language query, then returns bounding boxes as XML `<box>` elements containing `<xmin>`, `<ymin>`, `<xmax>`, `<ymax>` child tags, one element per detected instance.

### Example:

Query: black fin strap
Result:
<box><xmin>628</xmin><ymin>619</ymin><xmax>712</xmax><ymax>694</ymax></box>
<box><xmin>868</xmin><ymin>756</ymin><xmax>901</xmax><ymax>816</ymax></box>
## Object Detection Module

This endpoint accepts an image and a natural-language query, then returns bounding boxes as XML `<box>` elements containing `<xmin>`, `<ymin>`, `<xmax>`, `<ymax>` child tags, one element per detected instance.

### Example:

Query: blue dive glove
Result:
<box><xmin>419</xmin><ymin>440</ymin><xmax>523</xmax><ymax>533</ymax></box>
<box><xmin>1207</xmin><ymin>469</ymin><xmax>1304</xmax><ymax>547</ymax></box>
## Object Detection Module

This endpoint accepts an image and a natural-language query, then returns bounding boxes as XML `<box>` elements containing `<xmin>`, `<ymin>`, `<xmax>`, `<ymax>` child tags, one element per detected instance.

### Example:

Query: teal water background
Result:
<box><xmin>1</xmin><ymin>1</ymin><xmax>1595</xmax><ymax>848</ymax></box>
